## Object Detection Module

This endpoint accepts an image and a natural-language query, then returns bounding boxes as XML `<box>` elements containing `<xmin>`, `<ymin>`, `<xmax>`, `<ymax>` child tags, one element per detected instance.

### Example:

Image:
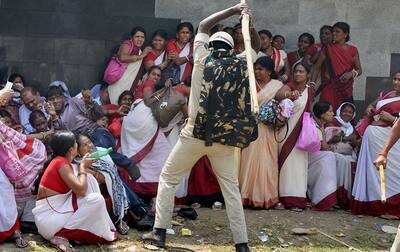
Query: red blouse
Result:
<box><xmin>40</xmin><ymin>156</ymin><xmax>72</xmax><ymax>194</ymax></box>
<box><xmin>134</xmin><ymin>80</ymin><xmax>156</xmax><ymax>101</ymax></box>
<box><xmin>144</xmin><ymin>51</ymin><xmax>158</xmax><ymax>63</ymax></box>
<box><xmin>287</xmin><ymin>51</ymin><xmax>299</xmax><ymax>69</ymax></box>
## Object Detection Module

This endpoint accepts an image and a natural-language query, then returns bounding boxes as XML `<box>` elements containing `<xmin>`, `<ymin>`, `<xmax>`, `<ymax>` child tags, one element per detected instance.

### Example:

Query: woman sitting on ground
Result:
<box><xmin>107</xmin><ymin>26</ymin><xmax>152</xmax><ymax>104</ymax></box>
<box><xmin>325</xmin><ymin>102</ymin><xmax>360</xmax><ymax>156</ymax></box>
<box><xmin>308</xmin><ymin>101</ymin><xmax>353</xmax><ymax>210</ymax></box>
<box><xmin>106</xmin><ymin>91</ymin><xmax>134</xmax><ymax>150</ymax></box>
<box><xmin>165</xmin><ymin>22</ymin><xmax>194</xmax><ymax>84</ymax></box>
<box><xmin>0</xmin><ymin>100</ymin><xmax>47</xmax><ymax>237</ymax></box>
<box><xmin>144</xmin><ymin>29</ymin><xmax>169</xmax><ymax>72</ymax></box>
<box><xmin>352</xmin><ymin>70</ymin><xmax>400</xmax><ymax>218</ymax></box>
<box><xmin>75</xmin><ymin>134</ymin><xmax>130</xmax><ymax>234</ymax></box>
<box><xmin>0</xmin><ymin>88</ymin><xmax>28</xmax><ymax>248</ymax></box>
<box><xmin>122</xmin><ymin>66</ymin><xmax>188</xmax><ymax>200</ymax></box>
<box><xmin>33</xmin><ymin>131</ymin><xmax>117</xmax><ymax>251</ymax></box>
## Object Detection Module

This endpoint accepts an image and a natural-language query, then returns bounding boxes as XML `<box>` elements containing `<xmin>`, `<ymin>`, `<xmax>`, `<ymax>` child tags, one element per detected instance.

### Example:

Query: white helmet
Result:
<box><xmin>209</xmin><ymin>31</ymin><xmax>234</xmax><ymax>49</ymax></box>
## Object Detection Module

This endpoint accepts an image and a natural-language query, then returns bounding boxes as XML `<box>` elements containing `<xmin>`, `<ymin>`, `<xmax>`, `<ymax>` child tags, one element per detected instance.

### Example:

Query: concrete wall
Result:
<box><xmin>0</xmin><ymin>0</ymin><xmax>180</xmax><ymax>95</ymax></box>
<box><xmin>155</xmin><ymin>0</ymin><xmax>400</xmax><ymax>103</ymax></box>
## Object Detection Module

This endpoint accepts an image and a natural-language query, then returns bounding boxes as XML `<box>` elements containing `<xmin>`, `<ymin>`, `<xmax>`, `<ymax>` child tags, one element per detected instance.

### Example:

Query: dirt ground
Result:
<box><xmin>1</xmin><ymin>208</ymin><xmax>398</xmax><ymax>252</ymax></box>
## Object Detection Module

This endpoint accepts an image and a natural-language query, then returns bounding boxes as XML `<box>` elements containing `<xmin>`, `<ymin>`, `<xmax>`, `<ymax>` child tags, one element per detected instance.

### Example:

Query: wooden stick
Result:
<box><xmin>318</xmin><ymin>231</ymin><xmax>363</xmax><ymax>252</ymax></box>
<box><xmin>240</xmin><ymin>0</ymin><xmax>259</xmax><ymax>114</ymax></box>
<box><xmin>379</xmin><ymin>164</ymin><xmax>386</xmax><ymax>203</ymax></box>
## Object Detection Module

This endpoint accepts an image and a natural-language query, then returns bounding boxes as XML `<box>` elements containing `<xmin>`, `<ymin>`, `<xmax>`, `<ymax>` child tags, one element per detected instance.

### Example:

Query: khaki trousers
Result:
<box><xmin>154</xmin><ymin>123</ymin><xmax>248</xmax><ymax>244</ymax></box>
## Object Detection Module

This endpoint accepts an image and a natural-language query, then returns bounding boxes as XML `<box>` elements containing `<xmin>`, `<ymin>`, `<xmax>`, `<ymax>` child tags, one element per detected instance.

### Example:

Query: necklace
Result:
<box><xmin>297</xmin><ymin>50</ymin><xmax>302</xmax><ymax>60</ymax></box>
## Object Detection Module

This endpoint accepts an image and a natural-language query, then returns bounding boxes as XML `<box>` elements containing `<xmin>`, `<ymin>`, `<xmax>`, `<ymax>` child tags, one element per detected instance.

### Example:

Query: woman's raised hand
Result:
<box><xmin>365</xmin><ymin>107</ymin><xmax>374</xmax><ymax>117</ymax></box>
<box><xmin>142</xmin><ymin>46</ymin><xmax>153</xmax><ymax>56</ymax></box>
<box><xmin>168</xmin><ymin>52</ymin><xmax>178</xmax><ymax>61</ymax></box>
<box><xmin>164</xmin><ymin>78</ymin><xmax>173</xmax><ymax>88</ymax></box>
<box><xmin>117</xmin><ymin>104</ymin><xmax>131</xmax><ymax>116</ymax></box>
<box><xmin>81</xmin><ymin>154</ymin><xmax>97</xmax><ymax>170</ymax></box>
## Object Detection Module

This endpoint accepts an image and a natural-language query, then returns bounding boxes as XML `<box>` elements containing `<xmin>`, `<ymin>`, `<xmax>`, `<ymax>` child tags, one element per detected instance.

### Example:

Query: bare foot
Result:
<box><xmin>12</xmin><ymin>230</ymin><xmax>28</xmax><ymax>248</ymax></box>
<box><xmin>50</xmin><ymin>236</ymin><xmax>76</xmax><ymax>252</ymax></box>
<box><xmin>117</xmin><ymin>220</ymin><xmax>130</xmax><ymax>235</ymax></box>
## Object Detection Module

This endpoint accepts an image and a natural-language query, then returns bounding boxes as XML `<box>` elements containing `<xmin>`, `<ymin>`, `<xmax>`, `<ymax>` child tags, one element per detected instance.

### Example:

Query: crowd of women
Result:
<box><xmin>0</xmin><ymin>18</ymin><xmax>399</xmax><ymax>251</ymax></box>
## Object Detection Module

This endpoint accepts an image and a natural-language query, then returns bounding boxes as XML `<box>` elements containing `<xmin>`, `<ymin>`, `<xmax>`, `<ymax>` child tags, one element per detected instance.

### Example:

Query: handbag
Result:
<box><xmin>258</xmin><ymin>99</ymin><xmax>281</xmax><ymax>128</ymax></box>
<box><xmin>158</xmin><ymin>62</ymin><xmax>181</xmax><ymax>89</ymax></box>
<box><xmin>295</xmin><ymin>112</ymin><xmax>321</xmax><ymax>152</ymax></box>
<box><xmin>258</xmin><ymin>99</ymin><xmax>293</xmax><ymax>143</ymax></box>
<box><xmin>103</xmin><ymin>41</ymin><xmax>134</xmax><ymax>85</ymax></box>
<box><xmin>150</xmin><ymin>86</ymin><xmax>186</xmax><ymax>128</ymax></box>
<box><xmin>0</xmin><ymin>141</ymin><xmax>26</xmax><ymax>182</ymax></box>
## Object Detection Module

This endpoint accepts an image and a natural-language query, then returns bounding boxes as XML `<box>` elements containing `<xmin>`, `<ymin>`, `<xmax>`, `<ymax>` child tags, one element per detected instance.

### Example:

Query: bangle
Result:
<box><xmin>352</xmin><ymin>69</ymin><xmax>359</xmax><ymax>78</ymax></box>
<box><xmin>78</xmin><ymin>172</ymin><xmax>87</xmax><ymax>177</ymax></box>
<box><xmin>284</xmin><ymin>91</ymin><xmax>290</xmax><ymax>98</ymax></box>
<box><xmin>308</xmin><ymin>81</ymin><xmax>316</xmax><ymax>87</ymax></box>
<box><xmin>40</xmin><ymin>132</ymin><xmax>45</xmax><ymax>140</ymax></box>
<box><xmin>185</xmin><ymin>56</ymin><xmax>190</xmax><ymax>62</ymax></box>
<box><xmin>378</xmin><ymin>151</ymin><xmax>388</xmax><ymax>158</ymax></box>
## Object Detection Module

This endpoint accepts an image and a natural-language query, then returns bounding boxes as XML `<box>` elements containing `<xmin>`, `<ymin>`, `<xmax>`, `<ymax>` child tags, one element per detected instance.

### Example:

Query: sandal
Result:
<box><xmin>380</xmin><ymin>214</ymin><xmax>400</xmax><ymax>220</ymax></box>
<box><xmin>290</xmin><ymin>207</ymin><xmax>304</xmax><ymax>212</ymax></box>
<box><xmin>12</xmin><ymin>230</ymin><xmax>28</xmax><ymax>248</ymax></box>
<box><xmin>50</xmin><ymin>236</ymin><xmax>76</xmax><ymax>252</ymax></box>
<box><xmin>117</xmin><ymin>220</ymin><xmax>130</xmax><ymax>235</ymax></box>
<box><xmin>191</xmin><ymin>203</ymin><xmax>201</xmax><ymax>209</ymax></box>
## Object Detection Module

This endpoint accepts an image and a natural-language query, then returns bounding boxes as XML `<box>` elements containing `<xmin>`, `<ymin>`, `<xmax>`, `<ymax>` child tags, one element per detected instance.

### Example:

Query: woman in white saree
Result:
<box><xmin>33</xmin><ymin>131</ymin><xmax>116</xmax><ymax>251</ymax></box>
<box><xmin>165</xmin><ymin>22</ymin><xmax>194</xmax><ymax>83</ymax></box>
<box><xmin>121</xmin><ymin>66</ymin><xmax>189</xmax><ymax>198</ymax></box>
<box><xmin>308</xmin><ymin>101</ymin><xmax>353</xmax><ymax>210</ymax></box>
<box><xmin>275</xmin><ymin>62</ymin><xmax>313</xmax><ymax>210</ymax></box>
<box><xmin>352</xmin><ymin>71</ymin><xmax>400</xmax><ymax>217</ymax></box>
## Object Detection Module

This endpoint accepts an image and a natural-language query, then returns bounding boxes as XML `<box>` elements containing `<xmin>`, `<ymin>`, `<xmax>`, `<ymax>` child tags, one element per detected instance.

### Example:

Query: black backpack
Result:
<box><xmin>193</xmin><ymin>50</ymin><xmax>257</xmax><ymax>148</ymax></box>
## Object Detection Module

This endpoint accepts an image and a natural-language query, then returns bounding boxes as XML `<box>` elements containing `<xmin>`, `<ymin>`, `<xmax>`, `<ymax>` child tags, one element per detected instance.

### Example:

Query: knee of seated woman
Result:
<box><xmin>84</xmin><ymin>192</ymin><xmax>105</xmax><ymax>205</ymax></box>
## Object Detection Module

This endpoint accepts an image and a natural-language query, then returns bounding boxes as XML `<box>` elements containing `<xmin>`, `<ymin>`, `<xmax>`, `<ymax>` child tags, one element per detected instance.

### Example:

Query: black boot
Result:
<box><xmin>142</xmin><ymin>228</ymin><xmax>166</xmax><ymax>248</ymax></box>
<box><xmin>235</xmin><ymin>243</ymin><xmax>250</xmax><ymax>252</ymax></box>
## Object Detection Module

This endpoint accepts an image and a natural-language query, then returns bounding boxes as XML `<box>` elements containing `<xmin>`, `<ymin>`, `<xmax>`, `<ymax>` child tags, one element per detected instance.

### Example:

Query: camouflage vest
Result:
<box><xmin>192</xmin><ymin>50</ymin><xmax>257</xmax><ymax>148</ymax></box>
